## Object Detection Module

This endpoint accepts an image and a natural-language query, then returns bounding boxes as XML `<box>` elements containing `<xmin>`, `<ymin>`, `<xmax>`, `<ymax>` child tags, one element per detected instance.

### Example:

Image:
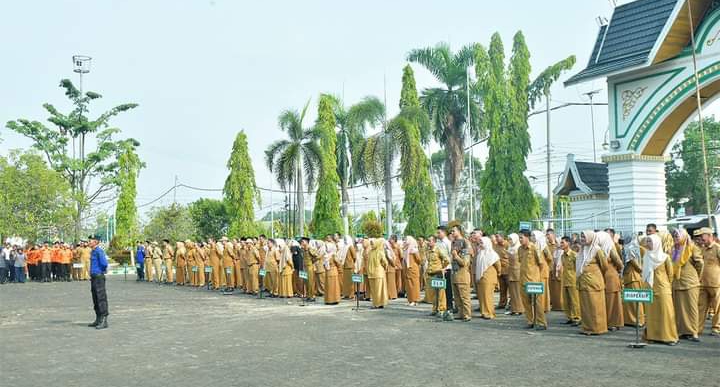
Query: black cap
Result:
<box><xmin>88</xmin><ymin>235</ymin><xmax>101</xmax><ymax>241</ymax></box>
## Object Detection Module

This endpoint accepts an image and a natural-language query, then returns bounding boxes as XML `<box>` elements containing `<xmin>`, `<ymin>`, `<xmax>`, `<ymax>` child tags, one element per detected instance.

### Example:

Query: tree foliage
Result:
<box><xmin>666</xmin><ymin>117</ymin><xmax>720</xmax><ymax>214</ymax></box>
<box><xmin>310</xmin><ymin>94</ymin><xmax>343</xmax><ymax>236</ymax></box>
<box><xmin>431</xmin><ymin>150</ymin><xmax>483</xmax><ymax>226</ymax></box>
<box><xmin>265</xmin><ymin>100</ymin><xmax>322</xmax><ymax>236</ymax></box>
<box><xmin>113</xmin><ymin>144</ymin><xmax>144</xmax><ymax>249</ymax></box>
<box><xmin>399</xmin><ymin>65</ymin><xmax>438</xmax><ymax>237</ymax></box>
<box><xmin>189</xmin><ymin>198</ymin><xmax>230</xmax><ymax>239</ymax></box>
<box><xmin>477</xmin><ymin>32</ymin><xmax>549</xmax><ymax>232</ymax></box>
<box><xmin>224</xmin><ymin>131</ymin><xmax>260</xmax><ymax>237</ymax></box>
<box><xmin>407</xmin><ymin>42</ymin><xmax>484</xmax><ymax>220</ymax></box>
<box><xmin>0</xmin><ymin>150</ymin><xmax>74</xmax><ymax>242</ymax></box>
<box><xmin>142</xmin><ymin>204</ymin><xmax>197</xmax><ymax>242</ymax></box>
<box><xmin>5</xmin><ymin>79</ymin><xmax>139</xmax><ymax>241</ymax></box>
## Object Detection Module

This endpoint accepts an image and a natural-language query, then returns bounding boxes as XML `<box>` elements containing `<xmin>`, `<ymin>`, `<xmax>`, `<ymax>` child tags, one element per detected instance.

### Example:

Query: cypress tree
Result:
<box><xmin>224</xmin><ymin>131</ymin><xmax>260</xmax><ymax>236</ymax></box>
<box><xmin>114</xmin><ymin>144</ymin><xmax>142</xmax><ymax>249</ymax></box>
<box><xmin>311</xmin><ymin>94</ymin><xmax>343</xmax><ymax>236</ymax></box>
<box><xmin>399</xmin><ymin>65</ymin><xmax>438</xmax><ymax>237</ymax></box>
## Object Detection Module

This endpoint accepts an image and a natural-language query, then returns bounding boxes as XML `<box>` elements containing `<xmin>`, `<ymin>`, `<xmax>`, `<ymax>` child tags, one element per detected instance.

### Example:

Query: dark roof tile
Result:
<box><xmin>575</xmin><ymin>161</ymin><xmax>609</xmax><ymax>193</ymax></box>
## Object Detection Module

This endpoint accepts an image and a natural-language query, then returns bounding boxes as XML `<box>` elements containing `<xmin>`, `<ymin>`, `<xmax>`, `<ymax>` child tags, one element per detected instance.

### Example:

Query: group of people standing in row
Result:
<box><xmin>0</xmin><ymin>241</ymin><xmax>93</xmax><ymax>284</ymax></box>
<box><xmin>135</xmin><ymin>223</ymin><xmax>720</xmax><ymax>346</ymax></box>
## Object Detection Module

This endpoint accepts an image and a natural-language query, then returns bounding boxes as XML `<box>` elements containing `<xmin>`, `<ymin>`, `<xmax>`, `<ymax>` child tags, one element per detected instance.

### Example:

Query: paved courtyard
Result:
<box><xmin>1</xmin><ymin>275</ymin><xmax>717</xmax><ymax>387</ymax></box>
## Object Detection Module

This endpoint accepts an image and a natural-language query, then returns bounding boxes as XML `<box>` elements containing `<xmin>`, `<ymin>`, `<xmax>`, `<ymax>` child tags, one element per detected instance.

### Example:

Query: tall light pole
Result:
<box><xmin>72</xmin><ymin>55</ymin><xmax>91</xmax><ymax>240</ymax></box>
<box><xmin>546</xmin><ymin>92</ymin><xmax>553</xmax><ymax>222</ymax></box>
<box><xmin>583</xmin><ymin>89</ymin><xmax>601</xmax><ymax>163</ymax></box>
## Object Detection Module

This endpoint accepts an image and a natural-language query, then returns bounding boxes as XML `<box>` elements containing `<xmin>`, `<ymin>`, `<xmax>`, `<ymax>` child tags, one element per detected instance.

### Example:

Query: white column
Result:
<box><xmin>604</xmin><ymin>154</ymin><xmax>668</xmax><ymax>235</ymax></box>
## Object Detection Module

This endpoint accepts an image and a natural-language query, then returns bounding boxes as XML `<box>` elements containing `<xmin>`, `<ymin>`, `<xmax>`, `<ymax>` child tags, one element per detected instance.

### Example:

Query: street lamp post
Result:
<box><xmin>583</xmin><ymin>89</ymin><xmax>601</xmax><ymax>163</ymax></box>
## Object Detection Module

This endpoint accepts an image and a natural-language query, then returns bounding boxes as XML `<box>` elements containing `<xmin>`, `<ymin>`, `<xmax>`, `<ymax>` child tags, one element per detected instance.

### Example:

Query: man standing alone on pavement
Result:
<box><xmin>136</xmin><ymin>241</ymin><xmax>146</xmax><ymax>282</ymax></box>
<box><xmin>87</xmin><ymin>235</ymin><xmax>109</xmax><ymax>330</ymax></box>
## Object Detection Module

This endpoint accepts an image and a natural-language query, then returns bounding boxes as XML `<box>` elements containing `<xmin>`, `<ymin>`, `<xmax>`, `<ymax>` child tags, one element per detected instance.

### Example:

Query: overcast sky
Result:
<box><xmin>2</xmin><ymin>0</ymin><xmax>702</xmax><ymax>221</ymax></box>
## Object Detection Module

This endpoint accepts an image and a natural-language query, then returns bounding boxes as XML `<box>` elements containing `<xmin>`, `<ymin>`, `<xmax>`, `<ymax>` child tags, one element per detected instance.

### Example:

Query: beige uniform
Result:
<box><xmin>699</xmin><ymin>242</ymin><xmax>720</xmax><ymax>334</ymax></box>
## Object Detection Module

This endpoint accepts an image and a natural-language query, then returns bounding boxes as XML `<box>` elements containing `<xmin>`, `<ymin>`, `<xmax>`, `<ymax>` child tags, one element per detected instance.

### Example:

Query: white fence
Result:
<box><xmin>532</xmin><ymin>204</ymin><xmax>654</xmax><ymax>240</ymax></box>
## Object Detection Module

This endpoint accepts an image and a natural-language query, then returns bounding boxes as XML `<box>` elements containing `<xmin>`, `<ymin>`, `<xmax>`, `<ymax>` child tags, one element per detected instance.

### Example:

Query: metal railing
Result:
<box><xmin>532</xmin><ymin>204</ymin><xmax>638</xmax><ymax>239</ymax></box>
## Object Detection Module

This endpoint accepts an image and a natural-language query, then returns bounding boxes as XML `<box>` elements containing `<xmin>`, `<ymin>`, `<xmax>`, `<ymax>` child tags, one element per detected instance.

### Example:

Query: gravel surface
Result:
<box><xmin>1</xmin><ymin>276</ymin><xmax>717</xmax><ymax>387</ymax></box>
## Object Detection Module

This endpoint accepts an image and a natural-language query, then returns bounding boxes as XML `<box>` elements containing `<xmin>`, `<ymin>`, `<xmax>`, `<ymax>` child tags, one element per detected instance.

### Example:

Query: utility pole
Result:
<box><xmin>383</xmin><ymin>73</ymin><xmax>392</xmax><ymax>237</ymax></box>
<box><xmin>583</xmin><ymin>89</ymin><xmax>601</xmax><ymax>163</ymax></box>
<box><xmin>546</xmin><ymin>93</ymin><xmax>553</xmax><ymax>222</ymax></box>
<box><xmin>270</xmin><ymin>178</ymin><xmax>274</xmax><ymax>239</ymax></box>
<box><xmin>173</xmin><ymin>175</ymin><xmax>178</xmax><ymax>204</ymax></box>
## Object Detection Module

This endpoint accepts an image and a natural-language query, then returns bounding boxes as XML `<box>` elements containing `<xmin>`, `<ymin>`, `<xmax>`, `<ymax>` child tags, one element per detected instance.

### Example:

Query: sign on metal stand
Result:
<box><xmin>623</xmin><ymin>288</ymin><xmax>653</xmax><ymax>348</ymax></box>
<box><xmin>524</xmin><ymin>282</ymin><xmax>544</xmax><ymax>330</ymax></box>
<box><xmin>430</xmin><ymin>276</ymin><xmax>446</xmax><ymax>320</ymax></box>
<box><xmin>258</xmin><ymin>268</ymin><xmax>266</xmax><ymax>299</ymax></box>
<box><xmin>204</xmin><ymin>266</ymin><xmax>212</xmax><ymax>290</ymax></box>
<box><xmin>299</xmin><ymin>270</ymin><xmax>308</xmax><ymax>307</ymax></box>
<box><xmin>222</xmin><ymin>267</ymin><xmax>233</xmax><ymax>295</ymax></box>
<box><xmin>352</xmin><ymin>273</ymin><xmax>363</xmax><ymax>311</ymax></box>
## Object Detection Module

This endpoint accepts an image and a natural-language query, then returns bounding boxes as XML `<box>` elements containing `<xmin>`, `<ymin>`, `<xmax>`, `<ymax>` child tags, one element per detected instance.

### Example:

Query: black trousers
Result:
<box><xmin>0</xmin><ymin>267</ymin><xmax>6</xmax><ymax>284</ymax></box>
<box><xmin>8</xmin><ymin>260</ymin><xmax>15</xmax><ymax>281</ymax></box>
<box><xmin>91</xmin><ymin>274</ymin><xmax>109</xmax><ymax>317</ymax></box>
<box><xmin>136</xmin><ymin>261</ymin><xmax>144</xmax><ymax>281</ymax></box>
<box><xmin>444</xmin><ymin>270</ymin><xmax>454</xmax><ymax>311</ymax></box>
<box><xmin>41</xmin><ymin>262</ymin><xmax>51</xmax><ymax>281</ymax></box>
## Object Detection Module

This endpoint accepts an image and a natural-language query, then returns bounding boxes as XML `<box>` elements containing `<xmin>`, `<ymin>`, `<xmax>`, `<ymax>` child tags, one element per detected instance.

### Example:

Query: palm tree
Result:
<box><xmin>407</xmin><ymin>42</ymin><xmax>483</xmax><ymax>221</ymax></box>
<box><xmin>358</xmin><ymin>103</ymin><xmax>429</xmax><ymax>236</ymax></box>
<box><xmin>327</xmin><ymin>95</ymin><xmax>385</xmax><ymax>235</ymax></box>
<box><xmin>265</xmin><ymin>100</ymin><xmax>323</xmax><ymax>236</ymax></box>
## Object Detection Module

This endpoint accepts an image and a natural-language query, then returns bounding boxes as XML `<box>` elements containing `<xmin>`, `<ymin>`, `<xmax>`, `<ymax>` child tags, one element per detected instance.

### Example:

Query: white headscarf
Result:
<box><xmin>577</xmin><ymin>230</ymin><xmax>599</xmax><ymax>277</ymax></box>
<box><xmin>384</xmin><ymin>240</ymin><xmax>396</xmax><ymax>262</ymax></box>
<box><xmin>596</xmin><ymin>231</ymin><xmax>616</xmax><ymax>258</ymax></box>
<box><xmin>354</xmin><ymin>239</ymin><xmax>364</xmax><ymax>273</ymax></box>
<box><xmin>507</xmin><ymin>234</ymin><xmax>520</xmax><ymax>256</ymax></box>
<box><xmin>324</xmin><ymin>242</ymin><xmax>336</xmax><ymax>270</ymax></box>
<box><xmin>642</xmin><ymin>234</ymin><xmax>667</xmax><ymax>287</ymax></box>
<box><xmin>475</xmin><ymin>236</ymin><xmax>499</xmax><ymax>281</ymax></box>
<box><xmin>532</xmin><ymin>230</ymin><xmax>546</xmax><ymax>257</ymax></box>
<box><xmin>277</xmin><ymin>239</ymin><xmax>289</xmax><ymax>271</ymax></box>
<box><xmin>338</xmin><ymin>235</ymin><xmax>353</xmax><ymax>265</ymax></box>
<box><xmin>624</xmin><ymin>235</ymin><xmax>642</xmax><ymax>264</ymax></box>
<box><xmin>404</xmin><ymin>236</ymin><xmax>419</xmax><ymax>267</ymax></box>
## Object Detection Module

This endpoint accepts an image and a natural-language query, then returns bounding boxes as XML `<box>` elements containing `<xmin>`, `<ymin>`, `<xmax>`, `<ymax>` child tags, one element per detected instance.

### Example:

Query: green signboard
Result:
<box><xmin>259</xmin><ymin>268</ymin><xmax>266</xmax><ymax>277</ymax></box>
<box><xmin>299</xmin><ymin>270</ymin><xmax>308</xmax><ymax>280</ymax></box>
<box><xmin>519</xmin><ymin>221</ymin><xmax>532</xmax><ymax>231</ymax></box>
<box><xmin>225</xmin><ymin>267</ymin><xmax>232</xmax><ymax>274</ymax></box>
<box><xmin>430</xmin><ymin>278</ymin><xmax>446</xmax><ymax>289</ymax></box>
<box><xmin>351</xmin><ymin>274</ymin><xmax>363</xmax><ymax>283</ymax></box>
<box><xmin>524</xmin><ymin>282</ymin><xmax>544</xmax><ymax>295</ymax></box>
<box><xmin>191</xmin><ymin>266</ymin><xmax>198</xmax><ymax>273</ymax></box>
<box><xmin>623</xmin><ymin>289</ymin><xmax>654</xmax><ymax>303</ymax></box>
<box><xmin>204</xmin><ymin>267</ymin><xmax>212</xmax><ymax>273</ymax></box>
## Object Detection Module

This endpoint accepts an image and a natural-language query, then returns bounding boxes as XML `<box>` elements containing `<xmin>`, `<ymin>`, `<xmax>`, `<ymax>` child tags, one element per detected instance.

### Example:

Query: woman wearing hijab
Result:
<box><xmin>532</xmin><ymin>231</ymin><xmax>552</xmax><ymax>313</ymax></box>
<box><xmin>577</xmin><ymin>230</ymin><xmax>609</xmax><ymax>335</ymax></box>
<box><xmin>642</xmin><ymin>233</ymin><xmax>678</xmax><ymax>345</ymax></box>
<box><xmin>278</xmin><ymin>240</ymin><xmax>294</xmax><ymax>298</ymax></box>
<box><xmin>384</xmin><ymin>240</ymin><xmax>398</xmax><ymax>300</ymax></box>
<box><xmin>264</xmin><ymin>239</ymin><xmax>280</xmax><ymax>297</ymax></box>
<box><xmin>475</xmin><ymin>236</ymin><xmax>501</xmax><ymax>319</ymax></box>
<box><xmin>507</xmin><ymin>234</ymin><xmax>524</xmax><ymax>315</ymax></box>
<box><xmin>597</xmin><ymin>232</ymin><xmax>624</xmax><ymax>331</ymax></box>
<box><xmin>623</xmin><ymin>236</ymin><xmax>646</xmax><ymax>327</ymax></box>
<box><xmin>340</xmin><ymin>236</ymin><xmax>356</xmax><ymax>300</ymax></box>
<box><xmin>367</xmin><ymin>238</ymin><xmax>389</xmax><ymax>308</ymax></box>
<box><xmin>324</xmin><ymin>242</ymin><xmax>341</xmax><ymax>305</ymax></box>
<box><xmin>403</xmin><ymin>236</ymin><xmax>422</xmax><ymax>306</ymax></box>
<box><xmin>175</xmin><ymin>241</ymin><xmax>187</xmax><ymax>286</ymax></box>
<box><xmin>671</xmin><ymin>229</ymin><xmax>703</xmax><ymax>342</ymax></box>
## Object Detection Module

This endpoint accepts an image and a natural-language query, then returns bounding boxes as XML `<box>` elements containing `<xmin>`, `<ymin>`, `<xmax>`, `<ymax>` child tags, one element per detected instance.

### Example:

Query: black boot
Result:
<box><xmin>87</xmin><ymin>315</ymin><xmax>100</xmax><ymax>327</ymax></box>
<box><xmin>95</xmin><ymin>316</ymin><xmax>108</xmax><ymax>330</ymax></box>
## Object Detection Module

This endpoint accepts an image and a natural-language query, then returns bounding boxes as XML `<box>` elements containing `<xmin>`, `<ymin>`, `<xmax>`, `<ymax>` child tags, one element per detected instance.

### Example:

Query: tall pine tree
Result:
<box><xmin>399</xmin><ymin>65</ymin><xmax>438</xmax><ymax>237</ymax></box>
<box><xmin>478</xmin><ymin>32</ymin><xmax>538</xmax><ymax>232</ymax></box>
<box><xmin>113</xmin><ymin>143</ymin><xmax>143</xmax><ymax>249</ymax></box>
<box><xmin>224</xmin><ymin>131</ymin><xmax>260</xmax><ymax>237</ymax></box>
<box><xmin>311</xmin><ymin>94</ymin><xmax>343</xmax><ymax>236</ymax></box>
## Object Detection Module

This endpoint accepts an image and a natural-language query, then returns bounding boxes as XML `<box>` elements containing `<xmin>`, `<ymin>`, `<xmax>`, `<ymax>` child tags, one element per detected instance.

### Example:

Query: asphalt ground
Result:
<box><xmin>1</xmin><ymin>275</ymin><xmax>718</xmax><ymax>387</ymax></box>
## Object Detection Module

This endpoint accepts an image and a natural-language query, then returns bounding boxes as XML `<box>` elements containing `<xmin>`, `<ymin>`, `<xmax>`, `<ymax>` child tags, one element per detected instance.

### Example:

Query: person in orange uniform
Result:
<box><xmin>390</xmin><ymin>235</ymin><xmax>404</xmax><ymax>298</ymax></box>
<box><xmin>72</xmin><ymin>243</ymin><xmax>83</xmax><ymax>281</ymax></box>
<box><xmin>50</xmin><ymin>242</ymin><xmax>62</xmax><ymax>282</ymax></box>
<box><xmin>577</xmin><ymin>230</ymin><xmax>608</xmax><ymax>336</ymax></box>
<box><xmin>162</xmin><ymin>239</ymin><xmax>174</xmax><ymax>284</ymax></box>
<box><xmin>519</xmin><ymin>230</ymin><xmax>547</xmax><ymax>329</ymax></box>
<box><xmin>339</xmin><ymin>236</ymin><xmax>356</xmax><ymax>300</ymax></box>
<box><xmin>642</xmin><ymin>233</ymin><xmax>679</xmax><ymax>345</ymax></box>
<box><xmin>403</xmin><ymin>236</ymin><xmax>422</xmax><ymax>306</ymax></box>
<box><xmin>384</xmin><ymin>240</ymin><xmax>398</xmax><ymax>300</ymax></box>
<box><xmin>494</xmin><ymin>234</ymin><xmax>510</xmax><ymax>311</ymax></box>
<box><xmin>474</xmin><ymin>235</ymin><xmax>501</xmax><ymax>319</ymax></box>
<box><xmin>506</xmin><ymin>234</ymin><xmax>524</xmax><ymax>315</ymax></box>
<box><xmin>207</xmin><ymin>238</ymin><xmax>221</xmax><ymax>290</ymax></box>
<box><xmin>623</xmin><ymin>236</ymin><xmax>646</xmax><ymax>327</ymax></box>
<box><xmin>278</xmin><ymin>240</ymin><xmax>295</xmax><ymax>298</ymax></box>
<box><xmin>697</xmin><ymin>227</ymin><xmax>720</xmax><ymax>336</ymax></box>
<box><xmin>367</xmin><ymin>238</ymin><xmax>388</xmax><ymax>309</ymax></box>
<box><xmin>450</xmin><ymin>225</ymin><xmax>472</xmax><ymax>322</ymax></box>
<box><xmin>671</xmin><ymin>229</ymin><xmax>703</xmax><ymax>342</ymax></box>
<box><xmin>324</xmin><ymin>242</ymin><xmax>341</xmax><ymax>305</ymax></box>
<box><xmin>546</xmin><ymin>230</ymin><xmax>564</xmax><ymax>312</ymax></box>
<box><xmin>40</xmin><ymin>243</ymin><xmax>52</xmax><ymax>282</ymax></box>
<box><xmin>245</xmin><ymin>239</ymin><xmax>260</xmax><ymax>295</ymax></box>
<box><xmin>175</xmin><ymin>241</ymin><xmax>187</xmax><ymax>286</ymax></box>
<box><xmin>220</xmin><ymin>237</ymin><xmax>234</xmax><ymax>290</ymax></box>
<box><xmin>264</xmin><ymin>239</ymin><xmax>280</xmax><ymax>297</ymax></box>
